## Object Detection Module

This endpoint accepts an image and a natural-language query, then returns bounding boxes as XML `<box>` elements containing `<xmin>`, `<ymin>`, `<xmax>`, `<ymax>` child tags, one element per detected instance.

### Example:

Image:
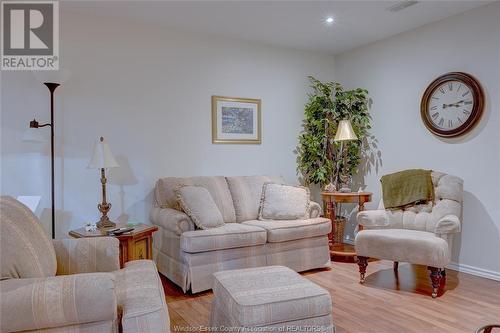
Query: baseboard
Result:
<box><xmin>447</xmin><ymin>262</ymin><xmax>500</xmax><ymax>281</ymax></box>
<box><xmin>342</xmin><ymin>238</ymin><xmax>500</xmax><ymax>282</ymax></box>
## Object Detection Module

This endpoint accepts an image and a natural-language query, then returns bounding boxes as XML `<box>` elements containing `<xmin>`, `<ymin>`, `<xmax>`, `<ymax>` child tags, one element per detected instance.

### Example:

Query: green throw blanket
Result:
<box><xmin>381</xmin><ymin>169</ymin><xmax>434</xmax><ymax>209</ymax></box>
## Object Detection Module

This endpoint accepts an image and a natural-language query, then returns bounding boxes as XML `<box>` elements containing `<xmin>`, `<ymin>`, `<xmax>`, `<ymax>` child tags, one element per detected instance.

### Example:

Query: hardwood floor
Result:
<box><xmin>162</xmin><ymin>260</ymin><xmax>500</xmax><ymax>333</ymax></box>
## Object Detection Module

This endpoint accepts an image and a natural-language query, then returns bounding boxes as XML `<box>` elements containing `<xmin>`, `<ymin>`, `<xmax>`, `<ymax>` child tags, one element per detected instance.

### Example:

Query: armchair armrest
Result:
<box><xmin>1</xmin><ymin>273</ymin><xmax>116</xmax><ymax>333</ymax></box>
<box><xmin>309</xmin><ymin>201</ymin><xmax>322</xmax><ymax>218</ymax></box>
<box><xmin>357</xmin><ymin>210</ymin><xmax>391</xmax><ymax>229</ymax></box>
<box><xmin>150</xmin><ymin>206</ymin><xmax>194</xmax><ymax>236</ymax></box>
<box><xmin>434</xmin><ymin>214</ymin><xmax>461</xmax><ymax>235</ymax></box>
<box><xmin>53</xmin><ymin>237</ymin><xmax>120</xmax><ymax>275</ymax></box>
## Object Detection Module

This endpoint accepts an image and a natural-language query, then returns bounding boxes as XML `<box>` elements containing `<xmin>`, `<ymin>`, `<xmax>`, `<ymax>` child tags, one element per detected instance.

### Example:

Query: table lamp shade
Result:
<box><xmin>88</xmin><ymin>137</ymin><xmax>119</xmax><ymax>169</ymax></box>
<box><xmin>334</xmin><ymin>120</ymin><xmax>358</xmax><ymax>141</ymax></box>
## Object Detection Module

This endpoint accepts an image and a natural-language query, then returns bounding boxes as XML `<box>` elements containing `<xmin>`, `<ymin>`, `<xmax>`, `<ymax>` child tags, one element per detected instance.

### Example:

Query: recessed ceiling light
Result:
<box><xmin>325</xmin><ymin>17</ymin><xmax>335</xmax><ymax>24</ymax></box>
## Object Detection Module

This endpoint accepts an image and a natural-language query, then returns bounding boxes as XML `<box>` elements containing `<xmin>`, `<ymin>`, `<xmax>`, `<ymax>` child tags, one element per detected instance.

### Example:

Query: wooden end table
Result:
<box><xmin>322</xmin><ymin>191</ymin><xmax>372</xmax><ymax>260</ymax></box>
<box><xmin>69</xmin><ymin>223</ymin><xmax>158</xmax><ymax>268</ymax></box>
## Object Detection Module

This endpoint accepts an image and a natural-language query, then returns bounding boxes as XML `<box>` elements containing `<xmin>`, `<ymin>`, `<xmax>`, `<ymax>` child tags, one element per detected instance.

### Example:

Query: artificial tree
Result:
<box><xmin>297</xmin><ymin>76</ymin><xmax>371</xmax><ymax>190</ymax></box>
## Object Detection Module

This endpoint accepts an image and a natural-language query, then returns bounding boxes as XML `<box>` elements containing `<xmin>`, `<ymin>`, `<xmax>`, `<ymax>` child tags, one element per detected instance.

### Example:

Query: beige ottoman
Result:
<box><xmin>209</xmin><ymin>266</ymin><xmax>334</xmax><ymax>333</ymax></box>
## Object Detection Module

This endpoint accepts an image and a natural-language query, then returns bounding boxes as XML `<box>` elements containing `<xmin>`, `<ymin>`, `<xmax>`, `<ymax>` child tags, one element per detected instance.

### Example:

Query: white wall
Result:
<box><xmin>335</xmin><ymin>2</ymin><xmax>500</xmax><ymax>278</ymax></box>
<box><xmin>0</xmin><ymin>11</ymin><xmax>335</xmax><ymax>237</ymax></box>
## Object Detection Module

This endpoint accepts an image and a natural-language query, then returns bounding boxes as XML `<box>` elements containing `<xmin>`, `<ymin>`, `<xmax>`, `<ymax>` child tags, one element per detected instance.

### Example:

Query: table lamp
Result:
<box><xmin>334</xmin><ymin>119</ymin><xmax>358</xmax><ymax>192</ymax></box>
<box><xmin>88</xmin><ymin>137</ymin><xmax>119</xmax><ymax>228</ymax></box>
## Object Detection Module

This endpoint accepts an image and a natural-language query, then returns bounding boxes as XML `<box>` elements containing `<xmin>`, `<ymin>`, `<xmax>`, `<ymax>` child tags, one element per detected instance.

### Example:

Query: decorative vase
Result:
<box><xmin>324</xmin><ymin>182</ymin><xmax>336</xmax><ymax>192</ymax></box>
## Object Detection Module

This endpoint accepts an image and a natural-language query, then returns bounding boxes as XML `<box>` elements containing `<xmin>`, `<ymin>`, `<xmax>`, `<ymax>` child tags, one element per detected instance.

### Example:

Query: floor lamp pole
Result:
<box><xmin>46</xmin><ymin>82</ymin><xmax>58</xmax><ymax>239</ymax></box>
<box><xmin>30</xmin><ymin>82</ymin><xmax>60</xmax><ymax>239</ymax></box>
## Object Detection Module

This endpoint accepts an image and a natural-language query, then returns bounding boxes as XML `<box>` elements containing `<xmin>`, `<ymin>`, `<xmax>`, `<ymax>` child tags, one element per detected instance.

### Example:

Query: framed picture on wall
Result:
<box><xmin>212</xmin><ymin>96</ymin><xmax>261</xmax><ymax>144</ymax></box>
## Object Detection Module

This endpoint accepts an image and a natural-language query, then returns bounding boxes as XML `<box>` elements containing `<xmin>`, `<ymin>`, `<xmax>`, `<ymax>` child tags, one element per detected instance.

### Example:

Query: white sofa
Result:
<box><xmin>150</xmin><ymin>175</ymin><xmax>331</xmax><ymax>293</ymax></box>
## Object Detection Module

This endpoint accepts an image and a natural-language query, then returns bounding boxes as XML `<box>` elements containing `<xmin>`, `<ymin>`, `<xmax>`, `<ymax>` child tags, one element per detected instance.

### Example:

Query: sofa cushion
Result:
<box><xmin>115</xmin><ymin>260</ymin><xmax>170</xmax><ymax>333</ymax></box>
<box><xmin>212</xmin><ymin>266</ymin><xmax>332</xmax><ymax>327</ymax></box>
<box><xmin>1</xmin><ymin>196</ymin><xmax>57</xmax><ymax>279</ymax></box>
<box><xmin>176</xmin><ymin>185</ymin><xmax>225</xmax><ymax>229</ymax></box>
<box><xmin>242</xmin><ymin>218</ymin><xmax>331</xmax><ymax>243</ymax></box>
<box><xmin>259</xmin><ymin>183</ymin><xmax>310</xmax><ymax>220</ymax></box>
<box><xmin>226</xmin><ymin>176</ymin><xmax>283</xmax><ymax>222</ymax></box>
<box><xmin>155</xmin><ymin>176</ymin><xmax>236</xmax><ymax>223</ymax></box>
<box><xmin>180</xmin><ymin>223</ymin><xmax>267</xmax><ymax>253</ymax></box>
<box><xmin>355</xmin><ymin>229</ymin><xmax>450</xmax><ymax>268</ymax></box>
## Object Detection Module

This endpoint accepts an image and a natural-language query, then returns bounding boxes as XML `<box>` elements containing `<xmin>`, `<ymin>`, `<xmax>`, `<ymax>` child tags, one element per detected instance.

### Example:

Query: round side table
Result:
<box><xmin>321</xmin><ymin>191</ymin><xmax>372</xmax><ymax>260</ymax></box>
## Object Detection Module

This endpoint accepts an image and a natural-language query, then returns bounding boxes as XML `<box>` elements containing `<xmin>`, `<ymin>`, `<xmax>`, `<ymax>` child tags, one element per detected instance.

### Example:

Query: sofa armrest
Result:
<box><xmin>309</xmin><ymin>201</ymin><xmax>323</xmax><ymax>218</ymax></box>
<box><xmin>357</xmin><ymin>210</ymin><xmax>392</xmax><ymax>229</ymax></box>
<box><xmin>53</xmin><ymin>237</ymin><xmax>120</xmax><ymax>275</ymax></box>
<box><xmin>0</xmin><ymin>273</ymin><xmax>116</xmax><ymax>333</ymax></box>
<box><xmin>434</xmin><ymin>214</ymin><xmax>461</xmax><ymax>235</ymax></box>
<box><xmin>150</xmin><ymin>206</ymin><xmax>194</xmax><ymax>236</ymax></box>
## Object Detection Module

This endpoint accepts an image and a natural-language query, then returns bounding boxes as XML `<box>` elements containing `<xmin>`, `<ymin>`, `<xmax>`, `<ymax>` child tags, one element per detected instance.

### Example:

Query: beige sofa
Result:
<box><xmin>0</xmin><ymin>196</ymin><xmax>170</xmax><ymax>333</ymax></box>
<box><xmin>150</xmin><ymin>176</ymin><xmax>331</xmax><ymax>293</ymax></box>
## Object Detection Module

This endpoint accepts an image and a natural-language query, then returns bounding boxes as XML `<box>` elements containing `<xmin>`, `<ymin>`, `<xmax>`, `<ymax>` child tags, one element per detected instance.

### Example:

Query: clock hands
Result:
<box><xmin>442</xmin><ymin>100</ymin><xmax>466</xmax><ymax>109</ymax></box>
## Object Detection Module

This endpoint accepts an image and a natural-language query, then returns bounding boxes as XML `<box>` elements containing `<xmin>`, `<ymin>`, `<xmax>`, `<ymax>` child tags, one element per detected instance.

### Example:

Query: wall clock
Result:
<box><xmin>421</xmin><ymin>72</ymin><xmax>484</xmax><ymax>138</ymax></box>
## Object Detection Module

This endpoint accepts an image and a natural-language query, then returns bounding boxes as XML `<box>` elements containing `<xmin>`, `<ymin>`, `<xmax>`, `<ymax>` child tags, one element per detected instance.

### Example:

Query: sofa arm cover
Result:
<box><xmin>150</xmin><ymin>206</ymin><xmax>195</xmax><ymax>236</ymax></box>
<box><xmin>357</xmin><ymin>210</ymin><xmax>391</xmax><ymax>229</ymax></box>
<box><xmin>53</xmin><ymin>237</ymin><xmax>120</xmax><ymax>275</ymax></box>
<box><xmin>308</xmin><ymin>201</ymin><xmax>323</xmax><ymax>218</ymax></box>
<box><xmin>0</xmin><ymin>273</ymin><xmax>116</xmax><ymax>332</ymax></box>
<box><xmin>435</xmin><ymin>214</ymin><xmax>461</xmax><ymax>235</ymax></box>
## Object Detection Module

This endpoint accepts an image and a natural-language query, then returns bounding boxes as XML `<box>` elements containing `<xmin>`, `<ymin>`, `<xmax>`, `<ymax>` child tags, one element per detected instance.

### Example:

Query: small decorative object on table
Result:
<box><xmin>84</xmin><ymin>222</ymin><xmax>97</xmax><ymax>232</ymax></box>
<box><xmin>69</xmin><ymin>223</ymin><xmax>157</xmax><ymax>268</ymax></box>
<box><xmin>88</xmin><ymin>137</ymin><xmax>120</xmax><ymax>228</ymax></box>
<box><xmin>324</xmin><ymin>182</ymin><xmax>336</xmax><ymax>193</ymax></box>
<box><xmin>322</xmin><ymin>191</ymin><xmax>372</xmax><ymax>260</ymax></box>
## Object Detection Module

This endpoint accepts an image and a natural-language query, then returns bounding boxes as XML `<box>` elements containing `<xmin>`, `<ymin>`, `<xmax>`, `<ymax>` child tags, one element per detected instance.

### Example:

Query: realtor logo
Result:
<box><xmin>1</xmin><ymin>1</ymin><xmax>59</xmax><ymax>70</ymax></box>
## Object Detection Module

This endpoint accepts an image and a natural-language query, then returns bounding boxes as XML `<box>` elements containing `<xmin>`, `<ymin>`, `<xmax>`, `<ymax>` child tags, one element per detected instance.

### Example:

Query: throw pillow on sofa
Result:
<box><xmin>258</xmin><ymin>183</ymin><xmax>310</xmax><ymax>220</ymax></box>
<box><xmin>175</xmin><ymin>185</ymin><xmax>225</xmax><ymax>229</ymax></box>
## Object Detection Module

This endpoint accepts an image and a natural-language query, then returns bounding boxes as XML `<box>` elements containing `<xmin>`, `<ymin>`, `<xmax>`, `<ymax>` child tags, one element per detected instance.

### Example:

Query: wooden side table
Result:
<box><xmin>322</xmin><ymin>191</ymin><xmax>372</xmax><ymax>260</ymax></box>
<box><xmin>69</xmin><ymin>223</ymin><xmax>158</xmax><ymax>268</ymax></box>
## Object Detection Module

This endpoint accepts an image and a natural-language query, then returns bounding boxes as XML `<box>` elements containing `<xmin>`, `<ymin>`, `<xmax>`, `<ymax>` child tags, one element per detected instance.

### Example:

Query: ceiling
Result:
<box><xmin>63</xmin><ymin>1</ymin><xmax>493</xmax><ymax>55</ymax></box>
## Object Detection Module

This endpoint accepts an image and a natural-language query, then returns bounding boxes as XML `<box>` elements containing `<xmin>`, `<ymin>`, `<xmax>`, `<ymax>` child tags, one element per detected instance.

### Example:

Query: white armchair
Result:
<box><xmin>354</xmin><ymin>171</ymin><xmax>463</xmax><ymax>298</ymax></box>
<box><xmin>0</xmin><ymin>196</ymin><xmax>170</xmax><ymax>333</ymax></box>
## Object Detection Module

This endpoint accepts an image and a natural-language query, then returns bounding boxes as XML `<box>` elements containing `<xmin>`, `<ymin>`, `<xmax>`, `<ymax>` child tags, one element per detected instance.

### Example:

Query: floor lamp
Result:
<box><xmin>29</xmin><ymin>82</ymin><xmax>60</xmax><ymax>239</ymax></box>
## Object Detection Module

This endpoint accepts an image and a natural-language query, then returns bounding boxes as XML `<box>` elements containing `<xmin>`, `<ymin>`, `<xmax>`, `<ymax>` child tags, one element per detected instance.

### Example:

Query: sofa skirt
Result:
<box><xmin>153</xmin><ymin>226</ymin><xmax>331</xmax><ymax>293</ymax></box>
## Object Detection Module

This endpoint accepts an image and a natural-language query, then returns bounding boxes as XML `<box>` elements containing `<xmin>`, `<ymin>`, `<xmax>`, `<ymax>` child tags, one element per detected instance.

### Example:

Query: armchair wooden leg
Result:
<box><xmin>357</xmin><ymin>256</ymin><xmax>369</xmax><ymax>284</ymax></box>
<box><xmin>428</xmin><ymin>266</ymin><xmax>442</xmax><ymax>298</ymax></box>
<box><xmin>393</xmin><ymin>261</ymin><xmax>399</xmax><ymax>271</ymax></box>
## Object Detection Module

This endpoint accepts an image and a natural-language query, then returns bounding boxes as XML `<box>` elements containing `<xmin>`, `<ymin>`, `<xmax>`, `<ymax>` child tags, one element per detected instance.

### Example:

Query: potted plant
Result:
<box><xmin>296</xmin><ymin>76</ymin><xmax>373</xmax><ymax>241</ymax></box>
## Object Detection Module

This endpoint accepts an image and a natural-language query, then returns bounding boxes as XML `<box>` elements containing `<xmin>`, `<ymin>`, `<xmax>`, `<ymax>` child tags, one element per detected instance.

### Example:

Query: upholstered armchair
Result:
<box><xmin>0</xmin><ymin>196</ymin><xmax>170</xmax><ymax>333</ymax></box>
<box><xmin>354</xmin><ymin>171</ymin><xmax>463</xmax><ymax>298</ymax></box>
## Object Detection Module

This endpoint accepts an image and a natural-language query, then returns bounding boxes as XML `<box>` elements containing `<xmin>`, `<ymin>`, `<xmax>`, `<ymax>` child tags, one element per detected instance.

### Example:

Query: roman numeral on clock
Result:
<box><xmin>439</xmin><ymin>87</ymin><xmax>445</xmax><ymax>94</ymax></box>
<box><xmin>430</xmin><ymin>105</ymin><xmax>438</xmax><ymax>111</ymax></box>
<box><xmin>448</xmin><ymin>120</ymin><xmax>453</xmax><ymax>128</ymax></box>
<box><xmin>462</xmin><ymin>91</ymin><xmax>470</xmax><ymax>97</ymax></box>
<box><xmin>432</xmin><ymin>112</ymin><xmax>439</xmax><ymax>119</ymax></box>
<box><xmin>439</xmin><ymin>118</ymin><xmax>444</xmax><ymax>127</ymax></box>
<box><xmin>448</xmin><ymin>83</ymin><xmax>453</xmax><ymax>91</ymax></box>
<box><xmin>464</xmin><ymin>100</ymin><xmax>473</xmax><ymax>105</ymax></box>
<box><xmin>463</xmin><ymin>109</ymin><xmax>471</xmax><ymax>115</ymax></box>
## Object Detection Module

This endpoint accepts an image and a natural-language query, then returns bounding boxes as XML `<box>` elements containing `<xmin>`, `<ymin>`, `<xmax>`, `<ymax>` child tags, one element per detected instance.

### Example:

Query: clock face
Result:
<box><xmin>421</xmin><ymin>72</ymin><xmax>484</xmax><ymax>138</ymax></box>
<box><xmin>427</xmin><ymin>81</ymin><xmax>474</xmax><ymax>131</ymax></box>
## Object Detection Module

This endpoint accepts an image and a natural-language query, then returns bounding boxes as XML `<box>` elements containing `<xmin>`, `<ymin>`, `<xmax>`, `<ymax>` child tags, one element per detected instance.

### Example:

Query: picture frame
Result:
<box><xmin>212</xmin><ymin>95</ymin><xmax>261</xmax><ymax>144</ymax></box>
